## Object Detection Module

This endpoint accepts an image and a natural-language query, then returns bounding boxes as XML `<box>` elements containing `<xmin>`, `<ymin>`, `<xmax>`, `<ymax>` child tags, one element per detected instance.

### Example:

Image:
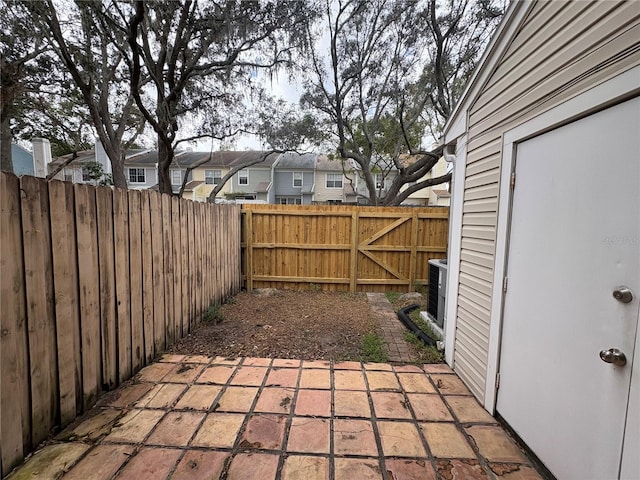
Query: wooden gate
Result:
<box><xmin>242</xmin><ymin>204</ymin><xmax>449</xmax><ymax>292</ymax></box>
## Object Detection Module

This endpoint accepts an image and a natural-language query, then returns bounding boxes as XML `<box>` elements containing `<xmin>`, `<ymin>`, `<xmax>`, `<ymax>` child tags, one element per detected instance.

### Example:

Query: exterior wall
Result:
<box><xmin>450</xmin><ymin>1</ymin><xmax>640</xmax><ymax>401</ymax></box>
<box><xmin>231</xmin><ymin>167</ymin><xmax>271</xmax><ymax>195</ymax></box>
<box><xmin>125</xmin><ymin>165</ymin><xmax>157</xmax><ymax>190</ymax></box>
<box><xmin>273</xmin><ymin>170</ymin><xmax>314</xmax><ymax>197</ymax></box>
<box><xmin>313</xmin><ymin>171</ymin><xmax>350</xmax><ymax>203</ymax></box>
<box><xmin>188</xmin><ymin>167</ymin><xmax>231</xmax><ymax>201</ymax></box>
<box><xmin>11</xmin><ymin>144</ymin><xmax>34</xmax><ymax>176</ymax></box>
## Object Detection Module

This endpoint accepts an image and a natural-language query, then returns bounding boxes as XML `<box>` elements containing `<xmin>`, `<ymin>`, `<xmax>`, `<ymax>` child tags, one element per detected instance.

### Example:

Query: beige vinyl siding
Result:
<box><xmin>453</xmin><ymin>0</ymin><xmax>640</xmax><ymax>402</ymax></box>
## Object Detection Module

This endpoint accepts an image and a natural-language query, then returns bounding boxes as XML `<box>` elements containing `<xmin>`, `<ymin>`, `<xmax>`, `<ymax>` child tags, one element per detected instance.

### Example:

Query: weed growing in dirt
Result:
<box><xmin>203</xmin><ymin>304</ymin><xmax>224</xmax><ymax>324</ymax></box>
<box><xmin>223</xmin><ymin>296</ymin><xmax>236</xmax><ymax>305</ymax></box>
<box><xmin>360</xmin><ymin>332</ymin><xmax>389</xmax><ymax>363</ymax></box>
<box><xmin>409</xmin><ymin>309</ymin><xmax>442</xmax><ymax>341</ymax></box>
<box><xmin>403</xmin><ymin>331</ymin><xmax>444</xmax><ymax>363</ymax></box>
<box><xmin>385</xmin><ymin>292</ymin><xmax>402</xmax><ymax>304</ymax></box>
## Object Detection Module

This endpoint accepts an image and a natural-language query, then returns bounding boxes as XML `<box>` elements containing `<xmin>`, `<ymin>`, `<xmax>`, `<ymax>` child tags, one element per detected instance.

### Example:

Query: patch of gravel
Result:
<box><xmin>167</xmin><ymin>290</ymin><xmax>379</xmax><ymax>361</ymax></box>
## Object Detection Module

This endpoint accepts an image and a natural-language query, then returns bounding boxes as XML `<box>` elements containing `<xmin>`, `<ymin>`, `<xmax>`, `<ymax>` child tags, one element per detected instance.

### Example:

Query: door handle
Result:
<box><xmin>599</xmin><ymin>348</ymin><xmax>627</xmax><ymax>367</ymax></box>
<box><xmin>612</xmin><ymin>287</ymin><xmax>633</xmax><ymax>303</ymax></box>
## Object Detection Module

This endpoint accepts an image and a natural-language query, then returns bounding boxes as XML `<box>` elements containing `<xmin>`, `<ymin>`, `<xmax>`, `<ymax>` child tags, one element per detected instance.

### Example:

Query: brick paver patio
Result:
<box><xmin>7</xmin><ymin>356</ymin><xmax>544</xmax><ymax>480</ymax></box>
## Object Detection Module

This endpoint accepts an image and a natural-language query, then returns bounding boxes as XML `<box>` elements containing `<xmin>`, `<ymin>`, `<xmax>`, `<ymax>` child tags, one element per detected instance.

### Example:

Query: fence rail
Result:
<box><xmin>0</xmin><ymin>173</ymin><xmax>242</xmax><ymax>476</ymax></box>
<box><xmin>242</xmin><ymin>204</ymin><xmax>449</xmax><ymax>292</ymax></box>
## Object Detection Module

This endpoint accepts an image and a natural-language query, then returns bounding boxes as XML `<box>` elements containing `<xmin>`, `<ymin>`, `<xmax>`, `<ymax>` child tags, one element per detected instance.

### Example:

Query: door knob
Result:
<box><xmin>613</xmin><ymin>287</ymin><xmax>633</xmax><ymax>303</ymax></box>
<box><xmin>599</xmin><ymin>348</ymin><xmax>627</xmax><ymax>366</ymax></box>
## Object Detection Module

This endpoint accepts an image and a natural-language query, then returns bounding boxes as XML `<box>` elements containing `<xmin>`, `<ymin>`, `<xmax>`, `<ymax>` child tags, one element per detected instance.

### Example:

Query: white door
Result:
<box><xmin>497</xmin><ymin>98</ymin><xmax>640</xmax><ymax>480</ymax></box>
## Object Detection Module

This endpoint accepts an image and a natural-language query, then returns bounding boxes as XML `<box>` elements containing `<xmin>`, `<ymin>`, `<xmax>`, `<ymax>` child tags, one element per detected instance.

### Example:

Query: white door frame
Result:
<box><xmin>485</xmin><ymin>66</ymin><xmax>640</xmax><ymax>476</ymax></box>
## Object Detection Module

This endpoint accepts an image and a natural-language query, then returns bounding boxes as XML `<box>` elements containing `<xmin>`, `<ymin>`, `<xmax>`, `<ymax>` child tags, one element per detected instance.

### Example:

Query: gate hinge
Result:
<box><xmin>510</xmin><ymin>171</ymin><xmax>516</xmax><ymax>189</ymax></box>
<box><xmin>502</xmin><ymin>276</ymin><xmax>508</xmax><ymax>293</ymax></box>
<box><xmin>496</xmin><ymin>372</ymin><xmax>501</xmax><ymax>389</ymax></box>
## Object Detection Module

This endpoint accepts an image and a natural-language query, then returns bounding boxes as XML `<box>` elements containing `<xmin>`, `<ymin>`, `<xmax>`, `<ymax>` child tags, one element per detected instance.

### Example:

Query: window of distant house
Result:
<box><xmin>293</xmin><ymin>172</ymin><xmax>303</xmax><ymax>187</ymax></box>
<box><xmin>205</xmin><ymin>169</ymin><xmax>222</xmax><ymax>185</ymax></box>
<box><xmin>238</xmin><ymin>169</ymin><xmax>248</xmax><ymax>185</ymax></box>
<box><xmin>63</xmin><ymin>170</ymin><xmax>73</xmax><ymax>183</ymax></box>
<box><xmin>375</xmin><ymin>173</ymin><xmax>384</xmax><ymax>189</ymax></box>
<box><xmin>129</xmin><ymin>168</ymin><xmax>145</xmax><ymax>184</ymax></box>
<box><xmin>171</xmin><ymin>170</ymin><xmax>181</xmax><ymax>185</ymax></box>
<box><xmin>326</xmin><ymin>173</ymin><xmax>343</xmax><ymax>188</ymax></box>
<box><xmin>82</xmin><ymin>167</ymin><xmax>91</xmax><ymax>182</ymax></box>
<box><xmin>279</xmin><ymin>197</ymin><xmax>301</xmax><ymax>205</ymax></box>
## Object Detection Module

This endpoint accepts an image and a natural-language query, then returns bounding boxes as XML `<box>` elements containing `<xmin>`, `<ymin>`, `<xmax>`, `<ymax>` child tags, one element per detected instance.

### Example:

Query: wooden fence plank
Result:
<box><xmin>149</xmin><ymin>192</ymin><xmax>165</xmax><ymax>354</ymax></box>
<box><xmin>0</xmin><ymin>173</ymin><xmax>29</xmax><ymax>476</ymax></box>
<box><xmin>187</xmin><ymin>201</ymin><xmax>196</xmax><ymax>328</ymax></box>
<box><xmin>408</xmin><ymin>209</ymin><xmax>419</xmax><ymax>293</ymax></box>
<box><xmin>128</xmin><ymin>190</ymin><xmax>144</xmax><ymax>372</ymax></box>
<box><xmin>180</xmin><ymin>199</ymin><xmax>189</xmax><ymax>334</ymax></box>
<box><xmin>75</xmin><ymin>183</ymin><xmax>101</xmax><ymax>410</ymax></box>
<box><xmin>96</xmin><ymin>187</ymin><xmax>117</xmax><ymax>390</ymax></box>
<box><xmin>21</xmin><ymin>176</ymin><xmax>58</xmax><ymax>446</ymax></box>
<box><xmin>246</xmin><ymin>211</ymin><xmax>254</xmax><ymax>291</ymax></box>
<box><xmin>202</xmin><ymin>203</ymin><xmax>210</xmax><ymax>307</ymax></box>
<box><xmin>195</xmin><ymin>204</ymin><xmax>203</xmax><ymax>316</ymax></box>
<box><xmin>162</xmin><ymin>194</ymin><xmax>175</xmax><ymax>347</ymax></box>
<box><xmin>140</xmin><ymin>190</ymin><xmax>154</xmax><ymax>363</ymax></box>
<box><xmin>171</xmin><ymin>197</ymin><xmax>182</xmax><ymax>340</ymax></box>
<box><xmin>49</xmin><ymin>181</ymin><xmax>81</xmax><ymax>425</ymax></box>
<box><xmin>350</xmin><ymin>212</ymin><xmax>358</xmax><ymax>292</ymax></box>
<box><xmin>113</xmin><ymin>188</ymin><xmax>132</xmax><ymax>383</ymax></box>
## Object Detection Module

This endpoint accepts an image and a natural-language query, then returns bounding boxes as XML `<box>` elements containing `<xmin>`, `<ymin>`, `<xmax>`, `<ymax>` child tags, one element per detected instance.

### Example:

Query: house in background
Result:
<box><xmin>344</xmin><ymin>159</ymin><xmax>399</xmax><ymax>205</ymax></box>
<box><xmin>399</xmin><ymin>155</ymin><xmax>451</xmax><ymax>207</ymax></box>
<box><xmin>9</xmin><ymin>138</ymin><xmax>51</xmax><ymax>178</ymax></box>
<box><xmin>228</xmin><ymin>151</ymin><xmax>280</xmax><ymax>203</ymax></box>
<box><xmin>121</xmin><ymin>150</ymin><xmax>159</xmax><ymax>190</ymax></box>
<box><xmin>10</xmin><ymin>143</ymin><xmax>35</xmax><ymax>176</ymax></box>
<box><xmin>441</xmin><ymin>1</ymin><xmax>639</xmax><ymax>479</ymax></box>
<box><xmin>49</xmin><ymin>141</ymin><xmax>120</xmax><ymax>184</ymax></box>
<box><xmin>313</xmin><ymin>155</ymin><xmax>353</xmax><ymax>204</ymax></box>
<box><xmin>272</xmin><ymin>152</ymin><xmax>316</xmax><ymax>205</ymax></box>
<box><xmin>174</xmin><ymin>151</ymin><xmax>244</xmax><ymax>202</ymax></box>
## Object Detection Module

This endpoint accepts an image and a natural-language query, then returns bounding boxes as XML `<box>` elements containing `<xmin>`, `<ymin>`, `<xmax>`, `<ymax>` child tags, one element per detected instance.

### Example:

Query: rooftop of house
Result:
<box><xmin>275</xmin><ymin>152</ymin><xmax>317</xmax><ymax>169</ymax></box>
<box><xmin>50</xmin><ymin>149</ymin><xmax>282</xmax><ymax>169</ymax></box>
<box><xmin>315</xmin><ymin>155</ymin><xmax>348</xmax><ymax>172</ymax></box>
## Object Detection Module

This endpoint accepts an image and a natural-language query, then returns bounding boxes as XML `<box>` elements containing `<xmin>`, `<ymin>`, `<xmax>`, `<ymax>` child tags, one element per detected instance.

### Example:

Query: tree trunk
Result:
<box><xmin>111</xmin><ymin>157</ymin><xmax>128</xmax><ymax>189</ymax></box>
<box><xmin>0</xmin><ymin>113</ymin><xmax>13</xmax><ymax>173</ymax></box>
<box><xmin>157</xmin><ymin>139</ymin><xmax>174</xmax><ymax>194</ymax></box>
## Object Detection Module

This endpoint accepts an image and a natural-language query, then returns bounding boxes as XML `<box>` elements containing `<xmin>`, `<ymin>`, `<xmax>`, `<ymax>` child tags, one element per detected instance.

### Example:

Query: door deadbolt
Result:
<box><xmin>599</xmin><ymin>348</ymin><xmax>627</xmax><ymax>367</ymax></box>
<box><xmin>613</xmin><ymin>287</ymin><xmax>633</xmax><ymax>303</ymax></box>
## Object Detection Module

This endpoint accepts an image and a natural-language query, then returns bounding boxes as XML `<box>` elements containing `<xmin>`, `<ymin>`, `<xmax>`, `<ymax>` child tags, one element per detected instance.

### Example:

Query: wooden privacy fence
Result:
<box><xmin>0</xmin><ymin>172</ymin><xmax>242</xmax><ymax>476</ymax></box>
<box><xmin>242</xmin><ymin>204</ymin><xmax>449</xmax><ymax>292</ymax></box>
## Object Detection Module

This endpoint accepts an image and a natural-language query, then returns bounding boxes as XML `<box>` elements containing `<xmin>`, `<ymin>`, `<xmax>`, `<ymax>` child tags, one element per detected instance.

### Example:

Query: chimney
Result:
<box><xmin>95</xmin><ymin>139</ymin><xmax>112</xmax><ymax>174</ymax></box>
<box><xmin>31</xmin><ymin>138</ymin><xmax>51</xmax><ymax>178</ymax></box>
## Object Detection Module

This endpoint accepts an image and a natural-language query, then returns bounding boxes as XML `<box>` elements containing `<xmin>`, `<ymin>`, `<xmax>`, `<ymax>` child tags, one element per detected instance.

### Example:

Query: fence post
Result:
<box><xmin>245</xmin><ymin>210</ymin><xmax>253</xmax><ymax>291</ymax></box>
<box><xmin>350</xmin><ymin>210</ymin><xmax>359</xmax><ymax>293</ymax></box>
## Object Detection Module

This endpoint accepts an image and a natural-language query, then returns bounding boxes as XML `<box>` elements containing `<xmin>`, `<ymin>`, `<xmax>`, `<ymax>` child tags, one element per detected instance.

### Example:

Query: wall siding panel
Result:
<box><xmin>452</xmin><ymin>1</ymin><xmax>640</xmax><ymax>402</ymax></box>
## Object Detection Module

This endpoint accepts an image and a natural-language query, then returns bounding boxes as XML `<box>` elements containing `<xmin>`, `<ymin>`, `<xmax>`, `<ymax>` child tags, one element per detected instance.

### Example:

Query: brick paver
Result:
<box><xmin>287</xmin><ymin>417</ymin><xmax>330</xmax><ymax>453</ymax></box>
<box><xmin>10</xmin><ymin>355</ymin><xmax>544</xmax><ymax>480</ymax></box>
<box><xmin>367</xmin><ymin>292</ymin><xmax>416</xmax><ymax>362</ymax></box>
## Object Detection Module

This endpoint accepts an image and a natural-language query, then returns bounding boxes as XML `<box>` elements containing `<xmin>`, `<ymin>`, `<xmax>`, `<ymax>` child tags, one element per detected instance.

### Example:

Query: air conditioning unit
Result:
<box><xmin>426</xmin><ymin>259</ymin><xmax>448</xmax><ymax>330</ymax></box>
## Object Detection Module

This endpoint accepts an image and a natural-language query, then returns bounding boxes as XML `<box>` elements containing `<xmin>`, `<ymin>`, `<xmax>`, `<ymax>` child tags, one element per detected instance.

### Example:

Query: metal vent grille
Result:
<box><xmin>427</xmin><ymin>262</ymin><xmax>439</xmax><ymax>318</ymax></box>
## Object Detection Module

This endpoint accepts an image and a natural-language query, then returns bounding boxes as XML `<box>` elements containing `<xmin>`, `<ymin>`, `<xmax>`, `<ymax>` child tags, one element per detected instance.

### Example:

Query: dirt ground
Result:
<box><xmin>167</xmin><ymin>289</ymin><xmax>379</xmax><ymax>361</ymax></box>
